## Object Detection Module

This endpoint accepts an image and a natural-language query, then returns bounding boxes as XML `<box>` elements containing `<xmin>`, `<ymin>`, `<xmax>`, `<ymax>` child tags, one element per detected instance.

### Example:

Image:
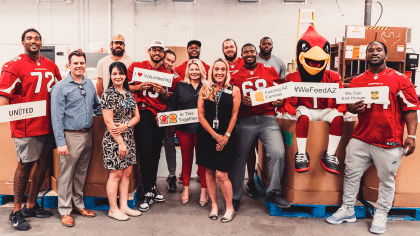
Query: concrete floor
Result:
<box><xmin>1</xmin><ymin>148</ymin><xmax>419</xmax><ymax>236</ymax></box>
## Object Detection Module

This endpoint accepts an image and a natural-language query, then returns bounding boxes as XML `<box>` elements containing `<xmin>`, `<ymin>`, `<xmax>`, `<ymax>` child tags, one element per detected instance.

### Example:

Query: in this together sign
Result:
<box><xmin>157</xmin><ymin>108</ymin><xmax>199</xmax><ymax>127</ymax></box>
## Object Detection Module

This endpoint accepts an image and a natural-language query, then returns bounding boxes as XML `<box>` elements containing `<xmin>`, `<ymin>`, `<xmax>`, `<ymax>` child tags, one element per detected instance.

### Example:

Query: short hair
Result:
<box><xmin>68</xmin><ymin>50</ymin><xmax>86</xmax><ymax>63</ymax></box>
<box><xmin>241</xmin><ymin>43</ymin><xmax>257</xmax><ymax>53</ymax></box>
<box><xmin>21</xmin><ymin>28</ymin><xmax>42</xmax><ymax>42</ymax></box>
<box><xmin>107</xmin><ymin>62</ymin><xmax>129</xmax><ymax>91</ymax></box>
<box><xmin>183</xmin><ymin>59</ymin><xmax>207</xmax><ymax>84</ymax></box>
<box><xmin>222</xmin><ymin>38</ymin><xmax>237</xmax><ymax>49</ymax></box>
<box><xmin>366</xmin><ymin>41</ymin><xmax>388</xmax><ymax>54</ymax></box>
<box><xmin>164</xmin><ymin>49</ymin><xmax>176</xmax><ymax>60</ymax></box>
<box><xmin>260</xmin><ymin>37</ymin><xmax>272</xmax><ymax>45</ymax></box>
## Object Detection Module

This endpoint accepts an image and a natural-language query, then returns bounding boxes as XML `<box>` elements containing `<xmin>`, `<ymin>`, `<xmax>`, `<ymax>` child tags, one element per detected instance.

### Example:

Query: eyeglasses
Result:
<box><xmin>151</xmin><ymin>48</ymin><xmax>164</xmax><ymax>53</ymax></box>
<box><xmin>78</xmin><ymin>84</ymin><xmax>86</xmax><ymax>96</ymax></box>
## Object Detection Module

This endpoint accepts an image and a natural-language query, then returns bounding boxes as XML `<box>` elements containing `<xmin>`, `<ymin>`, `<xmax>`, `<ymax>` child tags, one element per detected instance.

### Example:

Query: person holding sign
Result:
<box><xmin>0</xmin><ymin>28</ymin><xmax>62</xmax><ymax>231</ymax></box>
<box><xmin>166</xmin><ymin>59</ymin><xmax>208</xmax><ymax>206</ymax></box>
<box><xmin>127</xmin><ymin>40</ymin><xmax>173</xmax><ymax>212</ymax></box>
<box><xmin>51</xmin><ymin>50</ymin><xmax>102</xmax><ymax>226</ymax></box>
<box><xmin>102</xmin><ymin>62</ymin><xmax>141</xmax><ymax>220</ymax></box>
<box><xmin>281</xmin><ymin>26</ymin><xmax>346</xmax><ymax>175</ymax></box>
<box><xmin>196</xmin><ymin>58</ymin><xmax>241</xmax><ymax>222</ymax></box>
<box><xmin>223</xmin><ymin>38</ymin><xmax>259</xmax><ymax>198</ymax></box>
<box><xmin>327</xmin><ymin>41</ymin><xmax>419</xmax><ymax>234</ymax></box>
<box><xmin>229</xmin><ymin>43</ymin><xmax>289</xmax><ymax>212</ymax></box>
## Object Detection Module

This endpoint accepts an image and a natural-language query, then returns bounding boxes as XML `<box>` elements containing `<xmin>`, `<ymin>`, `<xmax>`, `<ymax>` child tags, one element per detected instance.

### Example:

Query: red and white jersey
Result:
<box><xmin>350</xmin><ymin>68</ymin><xmax>420</xmax><ymax>148</ymax></box>
<box><xmin>127</xmin><ymin>61</ymin><xmax>174</xmax><ymax>116</ymax></box>
<box><xmin>227</xmin><ymin>57</ymin><xmax>244</xmax><ymax>76</ymax></box>
<box><xmin>168</xmin><ymin>69</ymin><xmax>181</xmax><ymax>93</ymax></box>
<box><xmin>285</xmin><ymin>70</ymin><xmax>344</xmax><ymax>109</ymax></box>
<box><xmin>0</xmin><ymin>54</ymin><xmax>62</xmax><ymax>138</ymax></box>
<box><xmin>174</xmin><ymin>60</ymin><xmax>210</xmax><ymax>81</ymax></box>
<box><xmin>230</xmin><ymin>62</ymin><xmax>282</xmax><ymax>119</ymax></box>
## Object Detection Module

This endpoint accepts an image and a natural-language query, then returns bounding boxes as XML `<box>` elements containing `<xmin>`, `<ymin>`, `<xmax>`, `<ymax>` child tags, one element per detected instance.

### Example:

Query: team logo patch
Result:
<box><xmin>371</xmin><ymin>91</ymin><xmax>379</xmax><ymax>100</ymax></box>
<box><xmin>231</xmin><ymin>65</ymin><xmax>234</xmax><ymax>68</ymax></box>
<box><xmin>250</xmin><ymin>71</ymin><xmax>254</xmax><ymax>75</ymax></box>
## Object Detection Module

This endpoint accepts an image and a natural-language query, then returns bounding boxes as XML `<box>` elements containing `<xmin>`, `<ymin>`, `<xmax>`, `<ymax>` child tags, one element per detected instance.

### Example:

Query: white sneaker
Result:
<box><xmin>370</xmin><ymin>211</ymin><xmax>387</xmax><ymax>234</ymax></box>
<box><xmin>152</xmin><ymin>185</ymin><xmax>165</xmax><ymax>202</ymax></box>
<box><xmin>326</xmin><ymin>205</ymin><xmax>356</xmax><ymax>224</ymax></box>
<box><xmin>139</xmin><ymin>192</ymin><xmax>155</xmax><ymax>212</ymax></box>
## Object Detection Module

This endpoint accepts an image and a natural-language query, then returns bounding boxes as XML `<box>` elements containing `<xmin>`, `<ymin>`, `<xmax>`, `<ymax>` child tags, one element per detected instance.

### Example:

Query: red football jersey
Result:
<box><xmin>168</xmin><ymin>69</ymin><xmax>181</xmax><ymax>93</ymax></box>
<box><xmin>227</xmin><ymin>57</ymin><xmax>244</xmax><ymax>76</ymax></box>
<box><xmin>350</xmin><ymin>68</ymin><xmax>420</xmax><ymax>148</ymax></box>
<box><xmin>127</xmin><ymin>61</ymin><xmax>175</xmax><ymax>116</ymax></box>
<box><xmin>285</xmin><ymin>70</ymin><xmax>344</xmax><ymax>109</ymax></box>
<box><xmin>174</xmin><ymin>60</ymin><xmax>210</xmax><ymax>81</ymax></box>
<box><xmin>230</xmin><ymin>62</ymin><xmax>282</xmax><ymax>119</ymax></box>
<box><xmin>0</xmin><ymin>54</ymin><xmax>62</xmax><ymax>138</ymax></box>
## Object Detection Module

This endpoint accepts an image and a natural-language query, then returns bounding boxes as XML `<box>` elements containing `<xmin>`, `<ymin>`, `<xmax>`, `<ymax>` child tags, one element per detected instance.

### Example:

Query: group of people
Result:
<box><xmin>0</xmin><ymin>28</ymin><xmax>418</xmax><ymax>235</ymax></box>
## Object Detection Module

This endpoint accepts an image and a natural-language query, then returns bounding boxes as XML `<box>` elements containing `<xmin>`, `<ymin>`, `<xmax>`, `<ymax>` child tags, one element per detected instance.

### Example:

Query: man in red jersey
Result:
<box><xmin>0</xmin><ymin>28</ymin><xmax>62</xmax><ymax>231</ymax></box>
<box><xmin>174</xmin><ymin>40</ymin><xmax>210</xmax><ymax>80</ymax></box>
<box><xmin>127</xmin><ymin>40</ymin><xmax>173</xmax><ymax>212</ymax></box>
<box><xmin>223</xmin><ymin>38</ymin><xmax>259</xmax><ymax>198</ymax></box>
<box><xmin>229</xmin><ymin>43</ymin><xmax>290</xmax><ymax>212</ymax></box>
<box><xmin>327</xmin><ymin>41</ymin><xmax>419</xmax><ymax>235</ymax></box>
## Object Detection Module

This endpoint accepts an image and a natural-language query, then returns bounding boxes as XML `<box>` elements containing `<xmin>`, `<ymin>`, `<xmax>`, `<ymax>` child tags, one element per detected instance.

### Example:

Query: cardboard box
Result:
<box><xmin>362</xmin><ymin>125</ymin><xmax>420</xmax><ymax>207</ymax></box>
<box><xmin>257</xmin><ymin>119</ymin><xmax>355</xmax><ymax>205</ymax></box>
<box><xmin>52</xmin><ymin>116</ymin><xmax>140</xmax><ymax>197</ymax></box>
<box><xmin>0</xmin><ymin>122</ymin><xmax>51</xmax><ymax>196</ymax></box>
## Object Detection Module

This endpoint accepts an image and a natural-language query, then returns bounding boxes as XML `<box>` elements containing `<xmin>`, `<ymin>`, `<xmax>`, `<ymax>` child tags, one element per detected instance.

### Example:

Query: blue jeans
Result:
<box><xmin>229</xmin><ymin>115</ymin><xmax>285</xmax><ymax>200</ymax></box>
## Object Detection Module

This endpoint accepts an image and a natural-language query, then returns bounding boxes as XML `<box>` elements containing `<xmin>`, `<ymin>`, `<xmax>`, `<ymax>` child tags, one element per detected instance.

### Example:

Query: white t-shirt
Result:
<box><xmin>257</xmin><ymin>54</ymin><xmax>287</xmax><ymax>80</ymax></box>
<box><xmin>95</xmin><ymin>54</ymin><xmax>134</xmax><ymax>90</ymax></box>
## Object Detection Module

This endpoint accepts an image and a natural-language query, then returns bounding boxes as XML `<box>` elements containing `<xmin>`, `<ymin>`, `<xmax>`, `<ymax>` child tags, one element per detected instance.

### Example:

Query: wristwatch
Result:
<box><xmin>212</xmin><ymin>133</ymin><xmax>219</xmax><ymax>139</ymax></box>
<box><xmin>225</xmin><ymin>133</ymin><xmax>231</xmax><ymax>138</ymax></box>
<box><xmin>126</xmin><ymin>122</ymin><xmax>131</xmax><ymax>128</ymax></box>
<box><xmin>162</xmin><ymin>90</ymin><xmax>168</xmax><ymax>96</ymax></box>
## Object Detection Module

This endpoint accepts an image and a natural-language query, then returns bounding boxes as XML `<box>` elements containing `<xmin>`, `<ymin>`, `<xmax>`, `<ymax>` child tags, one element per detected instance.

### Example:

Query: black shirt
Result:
<box><xmin>166</xmin><ymin>81</ymin><xmax>202</xmax><ymax>133</ymax></box>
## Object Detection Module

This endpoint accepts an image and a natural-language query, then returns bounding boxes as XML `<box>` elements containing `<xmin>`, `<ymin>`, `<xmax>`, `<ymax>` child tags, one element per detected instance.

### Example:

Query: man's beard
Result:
<box><xmin>224</xmin><ymin>52</ymin><xmax>237</xmax><ymax>62</ymax></box>
<box><xmin>112</xmin><ymin>48</ymin><xmax>124</xmax><ymax>57</ymax></box>
<box><xmin>259</xmin><ymin>48</ymin><xmax>272</xmax><ymax>56</ymax></box>
<box><xmin>368</xmin><ymin>58</ymin><xmax>385</xmax><ymax>67</ymax></box>
<box><xmin>151</xmin><ymin>57</ymin><xmax>162</xmax><ymax>64</ymax></box>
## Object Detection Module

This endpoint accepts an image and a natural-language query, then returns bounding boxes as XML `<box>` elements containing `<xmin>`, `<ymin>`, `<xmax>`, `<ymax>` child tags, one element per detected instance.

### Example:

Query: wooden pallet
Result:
<box><xmin>44</xmin><ymin>188</ymin><xmax>138</xmax><ymax>210</ymax></box>
<box><xmin>363</xmin><ymin>200</ymin><xmax>420</xmax><ymax>221</ymax></box>
<box><xmin>255</xmin><ymin>174</ymin><xmax>366</xmax><ymax>218</ymax></box>
<box><xmin>0</xmin><ymin>191</ymin><xmax>48</xmax><ymax>208</ymax></box>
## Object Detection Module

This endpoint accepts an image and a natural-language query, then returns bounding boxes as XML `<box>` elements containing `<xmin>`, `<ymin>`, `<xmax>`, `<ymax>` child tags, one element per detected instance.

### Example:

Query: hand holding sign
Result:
<box><xmin>132</xmin><ymin>67</ymin><xmax>173</xmax><ymax>87</ymax></box>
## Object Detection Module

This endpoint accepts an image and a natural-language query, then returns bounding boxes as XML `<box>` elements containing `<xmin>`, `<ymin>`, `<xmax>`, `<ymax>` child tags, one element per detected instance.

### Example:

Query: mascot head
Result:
<box><xmin>296</xmin><ymin>26</ymin><xmax>330</xmax><ymax>82</ymax></box>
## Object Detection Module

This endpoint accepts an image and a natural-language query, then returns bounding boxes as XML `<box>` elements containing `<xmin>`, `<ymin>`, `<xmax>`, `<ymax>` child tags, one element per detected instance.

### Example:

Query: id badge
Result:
<box><xmin>212</xmin><ymin>119</ymin><xmax>219</xmax><ymax>129</ymax></box>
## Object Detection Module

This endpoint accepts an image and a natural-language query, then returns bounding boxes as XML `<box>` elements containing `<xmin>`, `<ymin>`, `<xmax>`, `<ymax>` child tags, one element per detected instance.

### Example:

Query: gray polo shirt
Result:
<box><xmin>257</xmin><ymin>54</ymin><xmax>287</xmax><ymax>80</ymax></box>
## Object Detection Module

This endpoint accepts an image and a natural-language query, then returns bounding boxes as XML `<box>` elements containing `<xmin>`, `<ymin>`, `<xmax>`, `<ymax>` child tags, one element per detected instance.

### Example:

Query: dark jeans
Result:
<box><xmin>135</xmin><ymin>110</ymin><xmax>165</xmax><ymax>193</ymax></box>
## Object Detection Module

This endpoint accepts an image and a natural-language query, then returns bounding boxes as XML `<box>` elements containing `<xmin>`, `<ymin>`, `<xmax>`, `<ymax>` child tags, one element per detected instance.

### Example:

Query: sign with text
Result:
<box><xmin>132</xmin><ymin>67</ymin><xmax>173</xmax><ymax>87</ymax></box>
<box><xmin>0</xmin><ymin>100</ymin><xmax>46</xmax><ymax>123</ymax></box>
<box><xmin>250</xmin><ymin>83</ymin><xmax>295</xmax><ymax>106</ymax></box>
<box><xmin>293</xmin><ymin>82</ymin><xmax>340</xmax><ymax>98</ymax></box>
<box><xmin>158</xmin><ymin>108</ymin><xmax>199</xmax><ymax>127</ymax></box>
<box><xmin>336</xmin><ymin>86</ymin><xmax>390</xmax><ymax>105</ymax></box>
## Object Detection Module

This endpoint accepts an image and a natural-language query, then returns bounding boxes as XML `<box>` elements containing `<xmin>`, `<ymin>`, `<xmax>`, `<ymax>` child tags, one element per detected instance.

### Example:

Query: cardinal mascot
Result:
<box><xmin>280</xmin><ymin>26</ymin><xmax>346</xmax><ymax>175</ymax></box>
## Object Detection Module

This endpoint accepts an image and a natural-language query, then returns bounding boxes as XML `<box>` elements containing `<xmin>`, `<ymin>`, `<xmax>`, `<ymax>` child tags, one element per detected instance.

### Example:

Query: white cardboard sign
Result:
<box><xmin>132</xmin><ymin>67</ymin><xmax>173</xmax><ymax>87</ymax></box>
<box><xmin>336</xmin><ymin>86</ymin><xmax>390</xmax><ymax>105</ymax></box>
<box><xmin>157</xmin><ymin>108</ymin><xmax>199</xmax><ymax>127</ymax></box>
<box><xmin>0</xmin><ymin>100</ymin><xmax>46</xmax><ymax>123</ymax></box>
<box><xmin>250</xmin><ymin>83</ymin><xmax>295</xmax><ymax>106</ymax></box>
<box><xmin>293</xmin><ymin>82</ymin><xmax>340</xmax><ymax>98</ymax></box>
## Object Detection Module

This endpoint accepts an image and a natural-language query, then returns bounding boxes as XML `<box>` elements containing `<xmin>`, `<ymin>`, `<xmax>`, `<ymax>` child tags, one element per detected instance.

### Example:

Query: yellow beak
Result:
<box><xmin>299</xmin><ymin>46</ymin><xmax>330</xmax><ymax>75</ymax></box>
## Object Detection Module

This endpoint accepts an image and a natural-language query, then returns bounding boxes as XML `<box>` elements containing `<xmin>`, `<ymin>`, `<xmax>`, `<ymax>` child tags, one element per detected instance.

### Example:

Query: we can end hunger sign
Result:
<box><xmin>132</xmin><ymin>67</ymin><xmax>173</xmax><ymax>87</ymax></box>
<box><xmin>0</xmin><ymin>100</ymin><xmax>46</xmax><ymax>123</ymax></box>
<box><xmin>158</xmin><ymin>108</ymin><xmax>199</xmax><ymax>127</ymax></box>
<box><xmin>336</xmin><ymin>86</ymin><xmax>390</xmax><ymax>105</ymax></box>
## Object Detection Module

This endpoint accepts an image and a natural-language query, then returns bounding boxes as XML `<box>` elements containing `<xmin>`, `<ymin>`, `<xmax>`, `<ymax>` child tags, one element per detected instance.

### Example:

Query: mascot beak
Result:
<box><xmin>299</xmin><ymin>46</ymin><xmax>330</xmax><ymax>76</ymax></box>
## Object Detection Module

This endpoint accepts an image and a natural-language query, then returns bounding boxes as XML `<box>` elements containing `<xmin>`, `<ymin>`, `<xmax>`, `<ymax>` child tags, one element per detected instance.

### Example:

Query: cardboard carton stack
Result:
<box><xmin>257</xmin><ymin>119</ymin><xmax>355</xmax><ymax>205</ymax></box>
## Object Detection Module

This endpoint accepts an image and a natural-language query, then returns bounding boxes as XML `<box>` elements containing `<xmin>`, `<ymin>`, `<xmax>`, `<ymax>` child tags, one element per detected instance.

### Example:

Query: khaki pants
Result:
<box><xmin>58</xmin><ymin>130</ymin><xmax>93</xmax><ymax>215</ymax></box>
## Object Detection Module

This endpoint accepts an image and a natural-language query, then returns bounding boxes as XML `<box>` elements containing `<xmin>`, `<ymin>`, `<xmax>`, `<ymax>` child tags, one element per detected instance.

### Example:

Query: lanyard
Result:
<box><xmin>215</xmin><ymin>88</ymin><xmax>224</xmax><ymax>120</ymax></box>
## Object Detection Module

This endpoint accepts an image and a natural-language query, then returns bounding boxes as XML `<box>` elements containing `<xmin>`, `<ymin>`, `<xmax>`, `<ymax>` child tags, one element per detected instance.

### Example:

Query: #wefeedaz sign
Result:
<box><xmin>132</xmin><ymin>67</ymin><xmax>173</xmax><ymax>87</ymax></box>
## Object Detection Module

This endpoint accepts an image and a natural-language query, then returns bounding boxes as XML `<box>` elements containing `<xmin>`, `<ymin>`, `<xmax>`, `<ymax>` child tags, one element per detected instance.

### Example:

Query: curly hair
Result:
<box><xmin>199</xmin><ymin>58</ymin><xmax>231</xmax><ymax>101</ymax></box>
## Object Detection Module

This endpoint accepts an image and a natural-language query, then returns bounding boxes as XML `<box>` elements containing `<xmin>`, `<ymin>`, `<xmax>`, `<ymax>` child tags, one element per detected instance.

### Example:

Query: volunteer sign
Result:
<box><xmin>0</xmin><ymin>100</ymin><xmax>46</xmax><ymax>123</ymax></box>
<box><xmin>336</xmin><ymin>86</ymin><xmax>390</xmax><ymax>105</ymax></box>
<box><xmin>158</xmin><ymin>108</ymin><xmax>199</xmax><ymax>127</ymax></box>
<box><xmin>132</xmin><ymin>67</ymin><xmax>173</xmax><ymax>87</ymax></box>
<box><xmin>250</xmin><ymin>83</ymin><xmax>294</xmax><ymax>106</ymax></box>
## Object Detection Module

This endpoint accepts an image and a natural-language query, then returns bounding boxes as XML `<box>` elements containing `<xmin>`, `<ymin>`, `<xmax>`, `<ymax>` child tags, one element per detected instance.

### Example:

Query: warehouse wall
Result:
<box><xmin>0</xmin><ymin>0</ymin><xmax>419</xmax><ymax>83</ymax></box>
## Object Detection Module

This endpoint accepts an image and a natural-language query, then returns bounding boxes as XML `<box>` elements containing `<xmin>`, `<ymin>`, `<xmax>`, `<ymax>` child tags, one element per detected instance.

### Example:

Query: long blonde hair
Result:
<box><xmin>183</xmin><ymin>59</ymin><xmax>207</xmax><ymax>84</ymax></box>
<box><xmin>199</xmin><ymin>58</ymin><xmax>231</xmax><ymax>101</ymax></box>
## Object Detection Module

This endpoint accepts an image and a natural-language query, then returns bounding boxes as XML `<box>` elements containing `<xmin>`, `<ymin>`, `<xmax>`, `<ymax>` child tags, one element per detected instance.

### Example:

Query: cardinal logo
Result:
<box><xmin>371</xmin><ymin>91</ymin><xmax>379</xmax><ymax>100</ymax></box>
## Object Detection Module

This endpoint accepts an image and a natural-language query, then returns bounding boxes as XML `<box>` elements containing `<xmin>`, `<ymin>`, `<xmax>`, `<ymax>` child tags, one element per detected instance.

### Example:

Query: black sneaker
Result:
<box><xmin>265</xmin><ymin>193</ymin><xmax>291</xmax><ymax>208</ymax></box>
<box><xmin>166</xmin><ymin>176</ymin><xmax>177</xmax><ymax>192</ymax></box>
<box><xmin>232</xmin><ymin>199</ymin><xmax>240</xmax><ymax>212</ymax></box>
<box><xmin>9</xmin><ymin>211</ymin><xmax>29</xmax><ymax>231</ymax></box>
<box><xmin>152</xmin><ymin>185</ymin><xmax>165</xmax><ymax>202</ymax></box>
<box><xmin>295</xmin><ymin>152</ymin><xmax>310</xmax><ymax>173</ymax></box>
<box><xmin>21</xmin><ymin>202</ymin><xmax>53</xmax><ymax>218</ymax></box>
<box><xmin>177</xmin><ymin>172</ymin><xmax>183</xmax><ymax>184</ymax></box>
<box><xmin>246</xmin><ymin>179</ymin><xmax>259</xmax><ymax>198</ymax></box>
<box><xmin>320</xmin><ymin>151</ymin><xmax>339</xmax><ymax>175</ymax></box>
<box><xmin>139</xmin><ymin>192</ymin><xmax>155</xmax><ymax>212</ymax></box>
